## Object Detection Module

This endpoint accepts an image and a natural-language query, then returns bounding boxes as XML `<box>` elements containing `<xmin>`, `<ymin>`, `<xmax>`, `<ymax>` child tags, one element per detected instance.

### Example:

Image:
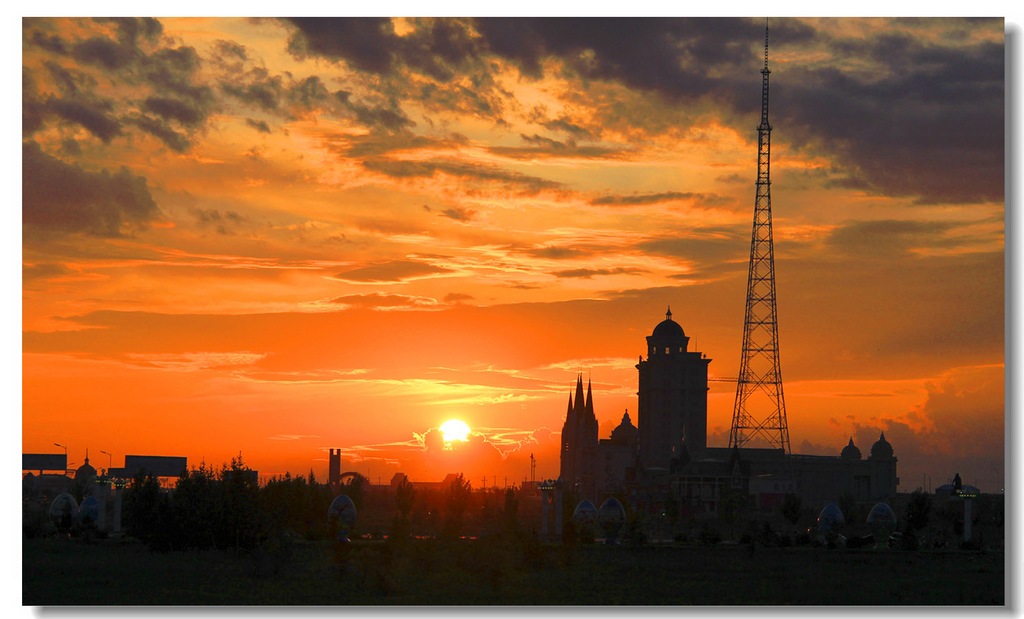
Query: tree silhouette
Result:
<box><xmin>442</xmin><ymin>473</ymin><xmax>472</xmax><ymax>539</ymax></box>
<box><xmin>503</xmin><ymin>486</ymin><xmax>520</xmax><ymax>536</ymax></box>
<box><xmin>123</xmin><ymin>472</ymin><xmax>173</xmax><ymax>550</ymax></box>
<box><xmin>780</xmin><ymin>493</ymin><xmax>802</xmax><ymax>527</ymax></box>
<box><xmin>396</xmin><ymin>476</ymin><xmax>416</xmax><ymax>521</ymax></box>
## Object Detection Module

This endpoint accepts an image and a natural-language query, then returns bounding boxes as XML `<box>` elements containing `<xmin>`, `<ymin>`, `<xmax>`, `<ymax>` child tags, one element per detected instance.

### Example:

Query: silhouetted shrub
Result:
<box><xmin>699</xmin><ymin>522</ymin><xmax>721</xmax><ymax>546</ymax></box>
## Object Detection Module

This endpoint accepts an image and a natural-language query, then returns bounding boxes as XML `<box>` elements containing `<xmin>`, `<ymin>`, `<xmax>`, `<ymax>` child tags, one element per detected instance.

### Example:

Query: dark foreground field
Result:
<box><xmin>24</xmin><ymin>536</ymin><xmax>1004</xmax><ymax>606</ymax></box>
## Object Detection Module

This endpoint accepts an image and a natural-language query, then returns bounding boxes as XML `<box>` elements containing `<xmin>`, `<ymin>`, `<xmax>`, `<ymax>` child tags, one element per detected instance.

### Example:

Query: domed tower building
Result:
<box><xmin>869</xmin><ymin>432</ymin><xmax>898</xmax><ymax>497</ymax></box>
<box><xmin>636</xmin><ymin>308</ymin><xmax>712</xmax><ymax>472</ymax></box>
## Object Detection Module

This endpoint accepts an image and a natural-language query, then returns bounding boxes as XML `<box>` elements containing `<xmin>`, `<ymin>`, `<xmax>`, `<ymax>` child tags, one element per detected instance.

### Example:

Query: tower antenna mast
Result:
<box><xmin>729</xmin><ymin>19</ymin><xmax>791</xmax><ymax>453</ymax></box>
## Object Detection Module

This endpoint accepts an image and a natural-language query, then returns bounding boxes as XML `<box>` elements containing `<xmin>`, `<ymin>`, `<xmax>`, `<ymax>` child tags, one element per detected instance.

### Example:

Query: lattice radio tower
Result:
<box><xmin>729</xmin><ymin>20</ymin><xmax>790</xmax><ymax>453</ymax></box>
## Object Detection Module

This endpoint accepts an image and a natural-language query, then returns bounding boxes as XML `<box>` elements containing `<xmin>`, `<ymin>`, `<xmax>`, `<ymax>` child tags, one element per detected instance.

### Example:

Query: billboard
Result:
<box><xmin>22</xmin><ymin>453</ymin><xmax>67</xmax><ymax>473</ymax></box>
<box><xmin>122</xmin><ymin>455</ymin><xmax>187</xmax><ymax>477</ymax></box>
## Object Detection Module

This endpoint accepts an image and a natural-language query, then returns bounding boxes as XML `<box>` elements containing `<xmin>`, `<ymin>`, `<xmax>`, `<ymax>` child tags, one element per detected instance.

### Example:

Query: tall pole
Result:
<box><xmin>729</xmin><ymin>19</ymin><xmax>791</xmax><ymax>453</ymax></box>
<box><xmin>54</xmin><ymin>442</ymin><xmax>68</xmax><ymax>475</ymax></box>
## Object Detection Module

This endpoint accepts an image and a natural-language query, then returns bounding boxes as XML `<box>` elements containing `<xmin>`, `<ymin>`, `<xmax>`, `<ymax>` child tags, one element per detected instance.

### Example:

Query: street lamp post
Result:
<box><xmin>54</xmin><ymin>442</ymin><xmax>68</xmax><ymax>475</ymax></box>
<box><xmin>100</xmin><ymin>450</ymin><xmax>113</xmax><ymax>475</ymax></box>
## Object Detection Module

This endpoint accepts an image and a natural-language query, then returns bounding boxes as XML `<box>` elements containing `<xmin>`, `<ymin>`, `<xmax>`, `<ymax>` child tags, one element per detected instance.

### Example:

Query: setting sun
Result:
<box><xmin>440</xmin><ymin>419</ymin><xmax>471</xmax><ymax>444</ymax></box>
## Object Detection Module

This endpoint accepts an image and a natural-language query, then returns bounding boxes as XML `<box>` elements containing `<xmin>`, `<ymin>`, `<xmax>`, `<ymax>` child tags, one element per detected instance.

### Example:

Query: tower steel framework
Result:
<box><xmin>729</xmin><ymin>21</ymin><xmax>790</xmax><ymax>453</ymax></box>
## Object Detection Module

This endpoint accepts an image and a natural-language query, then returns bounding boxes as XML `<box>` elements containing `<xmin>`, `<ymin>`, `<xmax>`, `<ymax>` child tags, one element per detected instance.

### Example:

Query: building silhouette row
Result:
<box><xmin>559</xmin><ymin>309</ymin><xmax>898</xmax><ymax>515</ymax></box>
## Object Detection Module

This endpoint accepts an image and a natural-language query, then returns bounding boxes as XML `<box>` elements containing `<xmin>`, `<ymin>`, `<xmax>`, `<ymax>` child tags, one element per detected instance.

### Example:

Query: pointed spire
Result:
<box><xmin>585</xmin><ymin>378</ymin><xmax>594</xmax><ymax>416</ymax></box>
<box><xmin>665</xmin><ymin>306</ymin><xmax>673</xmax><ymax>321</ymax></box>
<box><xmin>574</xmin><ymin>373</ymin><xmax>586</xmax><ymax>413</ymax></box>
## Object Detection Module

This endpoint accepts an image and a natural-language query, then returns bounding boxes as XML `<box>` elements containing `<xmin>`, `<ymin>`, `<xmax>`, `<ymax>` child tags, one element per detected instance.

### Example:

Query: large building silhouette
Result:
<box><xmin>636</xmin><ymin>307</ymin><xmax>710</xmax><ymax>469</ymax></box>
<box><xmin>558</xmin><ymin>310</ymin><xmax>898</xmax><ymax>514</ymax></box>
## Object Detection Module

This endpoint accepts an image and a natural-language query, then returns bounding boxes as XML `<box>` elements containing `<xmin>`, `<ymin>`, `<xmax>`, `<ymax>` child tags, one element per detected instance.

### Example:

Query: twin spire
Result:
<box><xmin>565</xmin><ymin>373</ymin><xmax>594</xmax><ymax>420</ymax></box>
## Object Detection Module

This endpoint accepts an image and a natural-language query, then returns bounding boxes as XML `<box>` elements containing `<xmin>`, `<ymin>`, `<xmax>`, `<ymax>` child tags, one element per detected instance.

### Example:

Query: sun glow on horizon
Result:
<box><xmin>440</xmin><ymin>419</ymin><xmax>471</xmax><ymax>444</ymax></box>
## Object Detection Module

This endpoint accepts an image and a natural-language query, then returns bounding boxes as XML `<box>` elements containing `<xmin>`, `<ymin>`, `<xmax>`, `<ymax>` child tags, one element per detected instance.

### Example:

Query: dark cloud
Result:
<box><xmin>469</xmin><ymin>17</ymin><xmax>1001</xmax><ymax>205</ymax></box>
<box><xmin>127</xmin><ymin>114</ymin><xmax>191</xmax><ymax>152</ymax></box>
<box><xmin>638</xmin><ymin>229</ymin><xmax>747</xmax><ymax>266</ymax></box>
<box><xmin>27</xmin><ymin>21</ymin><xmax>214</xmax><ymax>152</ymax></box>
<box><xmin>47</xmin><ymin>94</ymin><xmax>122</xmax><ymax>143</ymax></box>
<box><xmin>22</xmin><ymin>70</ymin><xmax>46</xmax><ymax>136</ymax></box>
<box><xmin>40</xmin><ymin>64</ymin><xmax>113</xmax><ymax>146</ymax></box>
<box><xmin>397</xmin><ymin>18</ymin><xmax>480</xmax><ymax>82</ymax></box>
<box><xmin>288</xmin><ymin>76</ymin><xmax>331</xmax><ymax>111</ymax></box>
<box><xmin>191</xmin><ymin>207</ymin><xmax>244</xmax><ymax>235</ymax></box>
<box><xmin>97</xmin><ymin>17</ymin><xmax>163</xmax><ymax>48</ymax></box>
<box><xmin>72</xmin><ymin>35</ymin><xmax>137</xmax><ymax>70</ymax></box>
<box><xmin>279</xmin><ymin>18</ymin><xmax>508</xmax><ymax>124</ymax></box>
<box><xmin>283</xmin><ymin>17</ymin><xmax>485</xmax><ymax>84</ymax></box>
<box><xmin>776</xmin><ymin>23</ymin><xmax>1003</xmax><ymax>204</ymax></box>
<box><xmin>23</xmin><ymin>262</ymin><xmax>73</xmax><ymax>282</ymax></box>
<box><xmin>332</xmin><ymin>260</ymin><xmax>454</xmax><ymax>283</ymax></box>
<box><xmin>330</xmin><ymin>292</ymin><xmax>439</xmax><ymax>309</ymax></box>
<box><xmin>716</xmin><ymin>173</ymin><xmax>746</xmax><ymax>184</ymax></box>
<box><xmin>844</xmin><ymin>365</ymin><xmax>1003</xmax><ymax>493</ymax></box>
<box><xmin>142</xmin><ymin>95</ymin><xmax>207</xmax><ymax>126</ymax></box>
<box><xmin>29</xmin><ymin>30</ymin><xmax>69</xmax><ymax>55</ymax></box>
<box><xmin>554</xmin><ymin>267</ymin><xmax>648</xmax><ymax>279</ymax></box>
<box><xmin>363</xmin><ymin>158</ymin><xmax>562</xmax><ymax>193</ymax></box>
<box><xmin>211</xmin><ymin>39</ymin><xmax>247</xmax><ymax>72</ymax></box>
<box><xmin>22</xmin><ymin>141</ymin><xmax>161</xmax><ymax>237</ymax></box>
<box><xmin>824</xmin><ymin>219</ymin><xmax>963</xmax><ymax>258</ymax></box>
<box><xmin>64</xmin><ymin>18</ymin><xmax>162</xmax><ymax>71</ymax></box>
<box><xmin>24</xmin><ymin>22</ymin><xmax>217</xmax><ymax>152</ymax></box>
<box><xmin>488</xmin><ymin>134</ymin><xmax>622</xmax><ymax>160</ymax></box>
<box><xmin>221</xmin><ymin>67</ymin><xmax>283</xmax><ymax>111</ymax></box>
<box><xmin>284</xmin><ymin>17</ymin><xmax>398</xmax><ymax>74</ymax></box>
<box><xmin>524</xmin><ymin>246</ymin><xmax>592</xmax><ymax>260</ymax></box>
<box><xmin>246</xmin><ymin>118</ymin><xmax>271</xmax><ymax>133</ymax></box>
<box><xmin>438</xmin><ymin>206</ymin><xmax>476</xmax><ymax>222</ymax></box>
<box><xmin>472</xmin><ymin>17</ymin><xmax>806</xmax><ymax>100</ymax></box>
<box><xmin>342</xmin><ymin>132</ymin><xmax>468</xmax><ymax>158</ymax></box>
<box><xmin>591</xmin><ymin>191</ymin><xmax>730</xmax><ymax>207</ymax></box>
<box><xmin>540</xmin><ymin>116</ymin><xmax>597</xmax><ymax>140</ymax></box>
<box><xmin>335</xmin><ymin>91</ymin><xmax>414</xmax><ymax>131</ymax></box>
<box><xmin>443</xmin><ymin>292</ymin><xmax>474</xmax><ymax>303</ymax></box>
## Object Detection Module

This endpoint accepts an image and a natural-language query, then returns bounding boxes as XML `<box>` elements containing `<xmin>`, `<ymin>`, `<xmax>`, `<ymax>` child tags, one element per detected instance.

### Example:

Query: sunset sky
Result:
<box><xmin>18</xmin><ymin>15</ymin><xmax>1007</xmax><ymax>493</ymax></box>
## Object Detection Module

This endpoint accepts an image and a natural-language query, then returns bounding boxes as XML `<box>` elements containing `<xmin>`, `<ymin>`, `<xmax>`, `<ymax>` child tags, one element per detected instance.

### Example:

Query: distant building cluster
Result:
<box><xmin>559</xmin><ymin>310</ymin><xmax>900</xmax><ymax>516</ymax></box>
<box><xmin>22</xmin><ymin>451</ymin><xmax>192</xmax><ymax>536</ymax></box>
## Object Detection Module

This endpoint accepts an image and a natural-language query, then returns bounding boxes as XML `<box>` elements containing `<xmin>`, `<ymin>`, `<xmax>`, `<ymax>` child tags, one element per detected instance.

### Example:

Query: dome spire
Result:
<box><xmin>666</xmin><ymin>306</ymin><xmax>672</xmax><ymax>321</ymax></box>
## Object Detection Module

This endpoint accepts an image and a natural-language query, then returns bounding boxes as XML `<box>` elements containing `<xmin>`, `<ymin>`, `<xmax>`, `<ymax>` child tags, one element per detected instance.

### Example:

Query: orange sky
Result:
<box><xmin>19</xmin><ymin>16</ymin><xmax>1007</xmax><ymax>493</ymax></box>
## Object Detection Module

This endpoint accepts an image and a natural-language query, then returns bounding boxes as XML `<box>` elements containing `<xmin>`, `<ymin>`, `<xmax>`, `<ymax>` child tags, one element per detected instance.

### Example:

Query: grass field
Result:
<box><xmin>23</xmin><ymin>535</ymin><xmax>1005</xmax><ymax>606</ymax></box>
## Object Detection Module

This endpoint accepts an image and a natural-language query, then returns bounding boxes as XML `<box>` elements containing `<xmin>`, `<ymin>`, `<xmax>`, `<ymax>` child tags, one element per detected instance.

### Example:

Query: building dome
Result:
<box><xmin>870</xmin><ymin>432</ymin><xmax>894</xmax><ymax>459</ymax></box>
<box><xmin>651</xmin><ymin>307</ymin><xmax>685</xmax><ymax>340</ymax></box>
<box><xmin>610</xmin><ymin>411</ymin><xmax>638</xmax><ymax>445</ymax></box>
<box><xmin>647</xmin><ymin>307</ymin><xmax>690</xmax><ymax>355</ymax></box>
<box><xmin>75</xmin><ymin>452</ymin><xmax>97</xmax><ymax>481</ymax></box>
<box><xmin>841</xmin><ymin>438</ymin><xmax>862</xmax><ymax>460</ymax></box>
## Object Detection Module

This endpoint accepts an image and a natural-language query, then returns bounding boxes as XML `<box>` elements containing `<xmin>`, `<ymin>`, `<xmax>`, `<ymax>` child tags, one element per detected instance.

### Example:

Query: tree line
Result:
<box><xmin>120</xmin><ymin>458</ymin><xmax>524</xmax><ymax>552</ymax></box>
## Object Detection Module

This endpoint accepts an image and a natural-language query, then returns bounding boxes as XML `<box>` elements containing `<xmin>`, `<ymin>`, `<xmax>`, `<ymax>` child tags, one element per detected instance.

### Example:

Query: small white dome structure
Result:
<box><xmin>598</xmin><ymin>497</ymin><xmax>626</xmax><ymax>543</ymax></box>
<box><xmin>328</xmin><ymin>494</ymin><xmax>357</xmax><ymax>542</ymax></box>
<box><xmin>866</xmin><ymin>502</ymin><xmax>898</xmax><ymax>548</ymax></box>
